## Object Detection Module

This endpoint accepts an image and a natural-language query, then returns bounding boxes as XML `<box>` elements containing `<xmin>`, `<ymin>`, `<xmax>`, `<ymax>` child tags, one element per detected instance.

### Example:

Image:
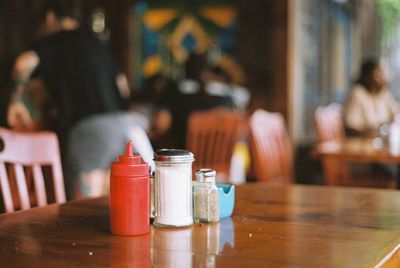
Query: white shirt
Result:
<box><xmin>343</xmin><ymin>84</ymin><xmax>400</xmax><ymax>132</ymax></box>
<box><xmin>178</xmin><ymin>79</ymin><xmax>200</xmax><ymax>94</ymax></box>
<box><xmin>205</xmin><ymin>81</ymin><xmax>250</xmax><ymax>110</ymax></box>
<box><xmin>178</xmin><ymin>79</ymin><xmax>251</xmax><ymax>110</ymax></box>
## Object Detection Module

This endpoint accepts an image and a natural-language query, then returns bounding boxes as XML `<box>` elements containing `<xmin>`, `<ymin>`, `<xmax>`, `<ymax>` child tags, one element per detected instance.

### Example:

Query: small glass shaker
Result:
<box><xmin>193</xmin><ymin>169</ymin><xmax>219</xmax><ymax>223</ymax></box>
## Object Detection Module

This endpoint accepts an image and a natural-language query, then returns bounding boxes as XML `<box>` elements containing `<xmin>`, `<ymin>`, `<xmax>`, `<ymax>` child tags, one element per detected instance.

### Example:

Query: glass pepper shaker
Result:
<box><xmin>193</xmin><ymin>169</ymin><xmax>219</xmax><ymax>223</ymax></box>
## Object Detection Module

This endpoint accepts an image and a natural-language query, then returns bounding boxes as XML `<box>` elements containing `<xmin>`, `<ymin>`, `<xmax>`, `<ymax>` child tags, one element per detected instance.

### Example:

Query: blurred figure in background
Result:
<box><xmin>203</xmin><ymin>65</ymin><xmax>250</xmax><ymax>113</ymax></box>
<box><xmin>130</xmin><ymin>73</ymin><xmax>178</xmax><ymax>150</ymax></box>
<box><xmin>172</xmin><ymin>53</ymin><xmax>235</xmax><ymax>148</ymax></box>
<box><xmin>7</xmin><ymin>0</ymin><xmax>154</xmax><ymax>199</ymax></box>
<box><xmin>343</xmin><ymin>59</ymin><xmax>400</xmax><ymax>137</ymax></box>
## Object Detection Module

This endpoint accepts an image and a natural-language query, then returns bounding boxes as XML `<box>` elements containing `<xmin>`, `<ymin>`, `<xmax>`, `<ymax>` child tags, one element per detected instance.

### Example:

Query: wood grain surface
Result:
<box><xmin>313</xmin><ymin>138</ymin><xmax>400</xmax><ymax>187</ymax></box>
<box><xmin>1</xmin><ymin>183</ymin><xmax>400</xmax><ymax>267</ymax></box>
<box><xmin>313</xmin><ymin>138</ymin><xmax>400</xmax><ymax>164</ymax></box>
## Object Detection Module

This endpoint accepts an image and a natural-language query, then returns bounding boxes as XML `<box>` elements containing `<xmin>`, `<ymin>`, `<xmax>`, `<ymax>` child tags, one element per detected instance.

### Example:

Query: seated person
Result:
<box><xmin>7</xmin><ymin>0</ymin><xmax>153</xmax><ymax>199</ymax></box>
<box><xmin>172</xmin><ymin>53</ymin><xmax>235</xmax><ymax>148</ymax></box>
<box><xmin>344</xmin><ymin>59</ymin><xmax>400</xmax><ymax>179</ymax></box>
<box><xmin>130</xmin><ymin>73</ymin><xmax>177</xmax><ymax>150</ymax></box>
<box><xmin>203</xmin><ymin>65</ymin><xmax>250</xmax><ymax>112</ymax></box>
<box><xmin>343</xmin><ymin>59</ymin><xmax>400</xmax><ymax>137</ymax></box>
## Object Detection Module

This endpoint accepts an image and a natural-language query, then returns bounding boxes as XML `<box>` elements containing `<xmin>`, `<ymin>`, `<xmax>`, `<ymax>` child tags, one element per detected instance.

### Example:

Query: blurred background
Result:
<box><xmin>1</xmin><ymin>0</ymin><xmax>400</xmax><ymax>186</ymax></box>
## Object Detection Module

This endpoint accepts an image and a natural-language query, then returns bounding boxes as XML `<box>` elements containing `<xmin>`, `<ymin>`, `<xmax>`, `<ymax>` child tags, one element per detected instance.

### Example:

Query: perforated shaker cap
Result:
<box><xmin>154</xmin><ymin>149</ymin><xmax>194</xmax><ymax>163</ymax></box>
<box><xmin>195</xmin><ymin>168</ymin><xmax>216</xmax><ymax>183</ymax></box>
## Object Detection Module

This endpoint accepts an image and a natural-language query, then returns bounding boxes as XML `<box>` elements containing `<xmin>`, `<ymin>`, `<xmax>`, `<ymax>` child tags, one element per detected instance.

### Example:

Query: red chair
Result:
<box><xmin>249</xmin><ymin>109</ymin><xmax>293</xmax><ymax>183</ymax></box>
<box><xmin>314</xmin><ymin>103</ymin><xmax>344</xmax><ymax>142</ymax></box>
<box><xmin>186</xmin><ymin>108</ymin><xmax>243</xmax><ymax>182</ymax></box>
<box><xmin>0</xmin><ymin>127</ymin><xmax>66</xmax><ymax>212</ymax></box>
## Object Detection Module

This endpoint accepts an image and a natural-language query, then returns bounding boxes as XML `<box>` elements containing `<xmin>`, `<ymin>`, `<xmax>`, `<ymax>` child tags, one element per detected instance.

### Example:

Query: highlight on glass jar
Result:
<box><xmin>193</xmin><ymin>168</ymin><xmax>220</xmax><ymax>223</ymax></box>
<box><xmin>153</xmin><ymin>149</ymin><xmax>195</xmax><ymax>227</ymax></box>
<box><xmin>150</xmin><ymin>171</ymin><xmax>155</xmax><ymax>220</ymax></box>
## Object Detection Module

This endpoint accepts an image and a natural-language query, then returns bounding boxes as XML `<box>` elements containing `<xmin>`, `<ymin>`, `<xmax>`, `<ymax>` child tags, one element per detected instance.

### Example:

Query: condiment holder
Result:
<box><xmin>217</xmin><ymin>184</ymin><xmax>235</xmax><ymax>219</ymax></box>
<box><xmin>153</xmin><ymin>149</ymin><xmax>194</xmax><ymax>227</ymax></box>
<box><xmin>193</xmin><ymin>169</ymin><xmax>219</xmax><ymax>223</ymax></box>
<box><xmin>109</xmin><ymin>141</ymin><xmax>150</xmax><ymax>236</ymax></box>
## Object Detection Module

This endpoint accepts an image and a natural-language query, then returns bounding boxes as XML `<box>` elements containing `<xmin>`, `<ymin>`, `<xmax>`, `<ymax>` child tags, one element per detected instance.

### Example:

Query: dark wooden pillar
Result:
<box><xmin>105</xmin><ymin>0</ymin><xmax>133</xmax><ymax>79</ymax></box>
<box><xmin>235</xmin><ymin>0</ymin><xmax>288</xmax><ymax>117</ymax></box>
<box><xmin>0</xmin><ymin>0</ymin><xmax>37</xmax><ymax>127</ymax></box>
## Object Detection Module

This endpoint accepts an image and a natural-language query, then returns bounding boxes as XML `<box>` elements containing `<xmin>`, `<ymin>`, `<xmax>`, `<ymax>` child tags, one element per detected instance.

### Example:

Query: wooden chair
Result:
<box><xmin>249</xmin><ymin>109</ymin><xmax>293</xmax><ymax>183</ymax></box>
<box><xmin>314</xmin><ymin>103</ymin><xmax>349</xmax><ymax>184</ymax></box>
<box><xmin>186</xmin><ymin>108</ymin><xmax>243</xmax><ymax>182</ymax></box>
<box><xmin>314</xmin><ymin>103</ymin><xmax>344</xmax><ymax>142</ymax></box>
<box><xmin>0</xmin><ymin>127</ymin><xmax>66</xmax><ymax>212</ymax></box>
<box><xmin>314</xmin><ymin>105</ymin><xmax>395</xmax><ymax>188</ymax></box>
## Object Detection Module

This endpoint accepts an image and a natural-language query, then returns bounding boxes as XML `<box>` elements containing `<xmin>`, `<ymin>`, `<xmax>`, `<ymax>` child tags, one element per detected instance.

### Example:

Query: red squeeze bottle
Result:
<box><xmin>110</xmin><ymin>140</ymin><xmax>150</xmax><ymax>236</ymax></box>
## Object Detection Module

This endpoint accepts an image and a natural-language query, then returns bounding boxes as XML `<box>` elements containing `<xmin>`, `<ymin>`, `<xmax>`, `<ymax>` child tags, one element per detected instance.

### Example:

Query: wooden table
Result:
<box><xmin>1</xmin><ymin>183</ymin><xmax>400</xmax><ymax>267</ymax></box>
<box><xmin>313</xmin><ymin>138</ymin><xmax>400</xmax><ymax>186</ymax></box>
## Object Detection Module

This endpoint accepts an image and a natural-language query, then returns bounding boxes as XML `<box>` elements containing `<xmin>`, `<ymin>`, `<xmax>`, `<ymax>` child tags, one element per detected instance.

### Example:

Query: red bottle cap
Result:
<box><xmin>111</xmin><ymin>140</ymin><xmax>149</xmax><ymax>177</ymax></box>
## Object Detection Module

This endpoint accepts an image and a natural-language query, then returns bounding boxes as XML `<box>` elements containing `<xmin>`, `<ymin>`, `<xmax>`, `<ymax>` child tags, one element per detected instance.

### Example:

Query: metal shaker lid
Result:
<box><xmin>154</xmin><ymin>149</ymin><xmax>194</xmax><ymax>163</ymax></box>
<box><xmin>195</xmin><ymin>168</ymin><xmax>216</xmax><ymax>182</ymax></box>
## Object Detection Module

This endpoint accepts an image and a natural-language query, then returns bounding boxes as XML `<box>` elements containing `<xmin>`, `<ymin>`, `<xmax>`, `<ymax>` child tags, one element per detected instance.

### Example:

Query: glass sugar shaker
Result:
<box><xmin>193</xmin><ymin>169</ymin><xmax>219</xmax><ymax>223</ymax></box>
<box><xmin>153</xmin><ymin>149</ymin><xmax>194</xmax><ymax>227</ymax></box>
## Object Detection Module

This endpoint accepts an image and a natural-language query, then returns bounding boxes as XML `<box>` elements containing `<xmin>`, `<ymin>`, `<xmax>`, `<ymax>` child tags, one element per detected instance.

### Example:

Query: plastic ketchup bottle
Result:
<box><xmin>110</xmin><ymin>140</ymin><xmax>150</xmax><ymax>236</ymax></box>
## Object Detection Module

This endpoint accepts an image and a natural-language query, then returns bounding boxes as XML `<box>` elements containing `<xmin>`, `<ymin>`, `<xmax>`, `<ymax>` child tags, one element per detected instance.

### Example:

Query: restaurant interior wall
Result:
<box><xmin>378</xmin><ymin>0</ymin><xmax>400</xmax><ymax>102</ymax></box>
<box><xmin>0</xmin><ymin>0</ymin><xmax>289</xmax><ymax>127</ymax></box>
<box><xmin>290</xmin><ymin>0</ymin><xmax>380</xmax><ymax>146</ymax></box>
<box><xmin>0</xmin><ymin>0</ymin><xmax>385</xmax><ymax>186</ymax></box>
<box><xmin>289</xmin><ymin>0</ymin><xmax>380</xmax><ymax>184</ymax></box>
<box><xmin>121</xmin><ymin>0</ymin><xmax>289</xmax><ymax>116</ymax></box>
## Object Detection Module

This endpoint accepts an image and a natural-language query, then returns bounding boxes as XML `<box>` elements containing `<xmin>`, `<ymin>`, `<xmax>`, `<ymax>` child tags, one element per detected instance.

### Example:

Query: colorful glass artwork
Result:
<box><xmin>132</xmin><ymin>1</ymin><xmax>244</xmax><ymax>86</ymax></box>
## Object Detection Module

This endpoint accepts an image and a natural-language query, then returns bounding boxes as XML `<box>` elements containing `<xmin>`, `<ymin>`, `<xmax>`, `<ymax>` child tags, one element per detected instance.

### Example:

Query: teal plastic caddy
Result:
<box><xmin>217</xmin><ymin>184</ymin><xmax>235</xmax><ymax>219</ymax></box>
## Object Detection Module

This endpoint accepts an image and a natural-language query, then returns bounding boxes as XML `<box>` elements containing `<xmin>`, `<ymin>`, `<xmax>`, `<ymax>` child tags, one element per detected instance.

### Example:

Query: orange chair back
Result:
<box><xmin>249</xmin><ymin>109</ymin><xmax>293</xmax><ymax>183</ymax></box>
<box><xmin>314</xmin><ymin>103</ymin><xmax>344</xmax><ymax>142</ymax></box>
<box><xmin>314</xmin><ymin>104</ymin><xmax>352</xmax><ymax>185</ymax></box>
<box><xmin>0</xmin><ymin>127</ymin><xmax>66</xmax><ymax>212</ymax></box>
<box><xmin>186</xmin><ymin>108</ymin><xmax>242</xmax><ymax>181</ymax></box>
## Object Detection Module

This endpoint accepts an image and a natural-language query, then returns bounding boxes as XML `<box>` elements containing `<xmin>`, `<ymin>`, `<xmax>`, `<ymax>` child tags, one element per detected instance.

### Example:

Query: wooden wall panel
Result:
<box><xmin>234</xmin><ymin>0</ymin><xmax>288</xmax><ymax>116</ymax></box>
<box><xmin>0</xmin><ymin>0</ymin><xmax>35</xmax><ymax>127</ymax></box>
<box><xmin>105</xmin><ymin>0</ymin><xmax>133</xmax><ymax>81</ymax></box>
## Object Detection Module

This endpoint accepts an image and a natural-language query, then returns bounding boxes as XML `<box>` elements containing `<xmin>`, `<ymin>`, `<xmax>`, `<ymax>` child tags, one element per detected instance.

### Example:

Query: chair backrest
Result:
<box><xmin>0</xmin><ymin>127</ymin><xmax>66</xmax><ymax>212</ymax></box>
<box><xmin>314</xmin><ymin>103</ymin><xmax>344</xmax><ymax>142</ymax></box>
<box><xmin>186</xmin><ymin>108</ymin><xmax>243</xmax><ymax>181</ymax></box>
<box><xmin>249</xmin><ymin>109</ymin><xmax>293</xmax><ymax>183</ymax></box>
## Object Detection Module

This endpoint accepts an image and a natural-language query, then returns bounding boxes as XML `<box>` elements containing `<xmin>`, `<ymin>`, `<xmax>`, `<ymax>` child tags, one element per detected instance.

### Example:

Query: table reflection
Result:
<box><xmin>218</xmin><ymin>218</ymin><xmax>235</xmax><ymax>252</ymax></box>
<box><xmin>192</xmin><ymin>222</ymin><xmax>219</xmax><ymax>268</ymax></box>
<box><xmin>150</xmin><ymin>217</ymin><xmax>235</xmax><ymax>267</ymax></box>
<box><xmin>111</xmin><ymin>234</ymin><xmax>151</xmax><ymax>267</ymax></box>
<box><xmin>152</xmin><ymin>227</ymin><xmax>193</xmax><ymax>267</ymax></box>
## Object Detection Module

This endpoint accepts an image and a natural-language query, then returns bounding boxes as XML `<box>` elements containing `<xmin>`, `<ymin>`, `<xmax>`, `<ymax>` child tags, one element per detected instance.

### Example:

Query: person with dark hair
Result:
<box><xmin>343</xmin><ymin>59</ymin><xmax>400</xmax><ymax>137</ymax></box>
<box><xmin>7</xmin><ymin>0</ymin><xmax>153</xmax><ymax>199</ymax></box>
<box><xmin>9</xmin><ymin>0</ymin><xmax>130</xmax><ymax>132</ymax></box>
<box><xmin>130</xmin><ymin>73</ymin><xmax>179</xmax><ymax>149</ymax></box>
<box><xmin>178</xmin><ymin>53</ymin><xmax>208</xmax><ymax>95</ymax></box>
